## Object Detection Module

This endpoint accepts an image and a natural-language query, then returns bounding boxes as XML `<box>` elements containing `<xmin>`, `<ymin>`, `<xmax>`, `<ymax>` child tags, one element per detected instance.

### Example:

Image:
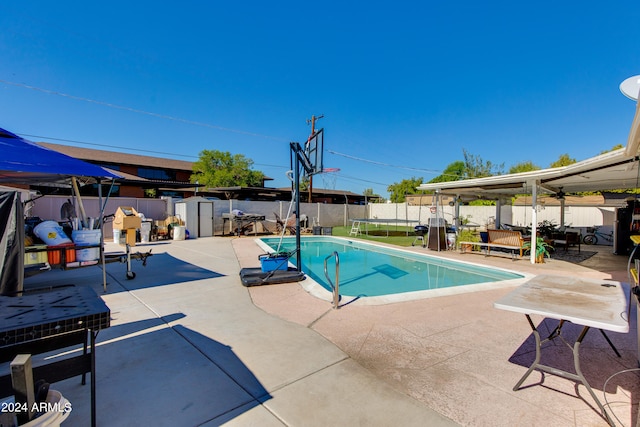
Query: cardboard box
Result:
<box><xmin>125</xmin><ymin>228</ymin><xmax>137</xmax><ymax>247</ymax></box>
<box><xmin>113</xmin><ymin>206</ymin><xmax>142</xmax><ymax>230</ymax></box>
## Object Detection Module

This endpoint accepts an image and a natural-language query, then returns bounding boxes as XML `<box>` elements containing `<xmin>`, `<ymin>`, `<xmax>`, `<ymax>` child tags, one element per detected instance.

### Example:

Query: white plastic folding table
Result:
<box><xmin>494</xmin><ymin>275</ymin><xmax>630</xmax><ymax>426</ymax></box>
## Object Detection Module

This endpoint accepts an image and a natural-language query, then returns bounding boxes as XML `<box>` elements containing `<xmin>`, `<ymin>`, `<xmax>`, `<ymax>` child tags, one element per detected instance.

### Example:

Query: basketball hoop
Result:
<box><xmin>321</xmin><ymin>168</ymin><xmax>340</xmax><ymax>189</ymax></box>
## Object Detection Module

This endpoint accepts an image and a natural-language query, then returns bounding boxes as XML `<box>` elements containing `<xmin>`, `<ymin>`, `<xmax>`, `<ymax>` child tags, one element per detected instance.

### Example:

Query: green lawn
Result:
<box><xmin>328</xmin><ymin>225</ymin><xmax>420</xmax><ymax>247</ymax></box>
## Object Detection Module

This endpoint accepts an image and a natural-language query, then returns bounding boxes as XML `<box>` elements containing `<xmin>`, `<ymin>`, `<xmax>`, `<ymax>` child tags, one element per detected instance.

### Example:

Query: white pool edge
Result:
<box><xmin>254</xmin><ymin>236</ymin><xmax>535</xmax><ymax>306</ymax></box>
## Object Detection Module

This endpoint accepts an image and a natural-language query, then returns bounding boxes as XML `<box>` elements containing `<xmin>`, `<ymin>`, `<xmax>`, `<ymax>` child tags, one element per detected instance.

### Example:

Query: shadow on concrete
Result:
<box><xmin>23</xmin><ymin>253</ymin><xmax>226</xmax><ymax>293</ymax></box>
<box><xmin>105</xmin><ymin>252</ymin><xmax>226</xmax><ymax>291</ymax></box>
<box><xmin>506</xmin><ymin>317</ymin><xmax>639</xmax><ymax>425</ymax></box>
<box><xmin>54</xmin><ymin>314</ymin><xmax>271</xmax><ymax>426</ymax></box>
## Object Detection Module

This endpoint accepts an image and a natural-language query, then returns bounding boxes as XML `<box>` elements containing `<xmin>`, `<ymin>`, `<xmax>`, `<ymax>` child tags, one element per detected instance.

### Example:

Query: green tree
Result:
<box><xmin>363</xmin><ymin>188</ymin><xmax>384</xmax><ymax>203</ymax></box>
<box><xmin>509</xmin><ymin>161</ymin><xmax>540</xmax><ymax>174</ymax></box>
<box><xmin>429</xmin><ymin>161</ymin><xmax>466</xmax><ymax>183</ymax></box>
<box><xmin>550</xmin><ymin>153</ymin><xmax>576</xmax><ymax>168</ymax></box>
<box><xmin>387</xmin><ymin>177</ymin><xmax>423</xmax><ymax>203</ymax></box>
<box><xmin>600</xmin><ymin>144</ymin><xmax>624</xmax><ymax>154</ymax></box>
<box><xmin>463</xmin><ymin>148</ymin><xmax>504</xmax><ymax>178</ymax></box>
<box><xmin>191</xmin><ymin>150</ymin><xmax>264</xmax><ymax>187</ymax></box>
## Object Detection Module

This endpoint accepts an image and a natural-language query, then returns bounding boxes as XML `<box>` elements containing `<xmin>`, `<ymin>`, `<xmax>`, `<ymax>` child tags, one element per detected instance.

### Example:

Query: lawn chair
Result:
<box><xmin>274</xmin><ymin>212</ymin><xmax>297</xmax><ymax>235</ymax></box>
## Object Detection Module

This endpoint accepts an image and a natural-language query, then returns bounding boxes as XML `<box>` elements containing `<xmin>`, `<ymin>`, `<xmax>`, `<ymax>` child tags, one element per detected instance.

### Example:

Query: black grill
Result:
<box><xmin>414</xmin><ymin>225</ymin><xmax>428</xmax><ymax>236</ymax></box>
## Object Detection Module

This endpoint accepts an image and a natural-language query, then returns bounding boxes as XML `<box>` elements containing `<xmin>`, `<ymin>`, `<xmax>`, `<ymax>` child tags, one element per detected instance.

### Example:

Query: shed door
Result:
<box><xmin>198</xmin><ymin>202</ymin><xmax>213</xmax><ymax>237</ymax></box>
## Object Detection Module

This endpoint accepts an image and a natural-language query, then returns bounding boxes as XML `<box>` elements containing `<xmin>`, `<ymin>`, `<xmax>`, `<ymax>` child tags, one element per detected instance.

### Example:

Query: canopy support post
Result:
<box><xmin>530</xmin><ymin>180</ymin><xmax>538</xmax><ymax>264</ymax></box>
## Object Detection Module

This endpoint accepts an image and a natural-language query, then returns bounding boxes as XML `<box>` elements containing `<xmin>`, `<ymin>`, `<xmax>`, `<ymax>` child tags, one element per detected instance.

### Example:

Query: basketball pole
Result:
<box><xmin>290</xmin><ymin>141</ymin><xmax>314</xmax><ymax>272</ymax></box>
<box><xmin>306</xmin><ymin>114</ymin><xmax>323</xmax><ymax>202</ymax></box>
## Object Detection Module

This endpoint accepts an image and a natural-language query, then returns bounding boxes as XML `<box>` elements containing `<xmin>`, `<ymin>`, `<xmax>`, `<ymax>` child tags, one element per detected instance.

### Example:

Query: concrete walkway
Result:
<box><xmin>19</xmin><ymin>237</ymin><xmax>457</xmax><ymax>426</ymax></box>
<box><xmin>236</xmin><ymin>237</ymin><xmax>639</xmax><ymax>427</ymax></box>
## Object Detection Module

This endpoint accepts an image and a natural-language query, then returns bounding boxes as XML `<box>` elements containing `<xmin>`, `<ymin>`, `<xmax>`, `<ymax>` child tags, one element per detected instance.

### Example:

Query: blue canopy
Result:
<box><xmin>0</xmin><ymin>127</ymin><xmax>121</xmax><ymax>185</ymax></box>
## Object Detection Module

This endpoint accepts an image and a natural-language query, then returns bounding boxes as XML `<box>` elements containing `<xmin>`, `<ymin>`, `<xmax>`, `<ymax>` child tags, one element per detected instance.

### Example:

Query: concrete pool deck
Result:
<box><xmin>236</xmin><ymin>237</ymin><xmax>639</xmax><ymax>426</ymax></box>
<box><xmin>13</xmin><ymin>236</ymin><xmax>640</xmax><ymax>426</ymax></box>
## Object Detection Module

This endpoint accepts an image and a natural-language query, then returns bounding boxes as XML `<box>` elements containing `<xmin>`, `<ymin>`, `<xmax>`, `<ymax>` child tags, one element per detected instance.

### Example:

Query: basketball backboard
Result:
<box><xmin>304</xmin><ymin>128</ymin><xmax>324</xmax><ymax>176</ymax></box>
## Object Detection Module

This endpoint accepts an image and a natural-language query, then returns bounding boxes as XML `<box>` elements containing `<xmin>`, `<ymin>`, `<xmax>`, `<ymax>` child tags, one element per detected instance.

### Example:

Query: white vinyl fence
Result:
<box><xmin>28</xmin><ymin>194</ymin><xmax>615</xmax><ymax>240</ymax></box>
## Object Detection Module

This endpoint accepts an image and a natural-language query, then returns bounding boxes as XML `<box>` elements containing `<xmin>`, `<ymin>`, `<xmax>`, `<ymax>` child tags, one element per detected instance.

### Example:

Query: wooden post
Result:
<box><xmin>71</xmin><ymin>177</ymin><xmax>89</xmax><ymax>228</ymax></box>
<box><xmin>11</xmin><ymin>354</ymin><xmax>36</xmax><ymax>424</ymax></box>
<box><xmin>306</xmin><ymin>114</ymin><xmax>323</xmax><ymax>202</ymax></box>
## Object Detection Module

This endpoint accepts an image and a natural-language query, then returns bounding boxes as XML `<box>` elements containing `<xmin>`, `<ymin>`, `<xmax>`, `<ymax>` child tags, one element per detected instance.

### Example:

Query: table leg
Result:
<box><xmin>91</xmin><ymin>330</ymin><xmax>97</xmax><ymax>427</ymax></box>
<box><xmin>513</xmin><ymin>315</ymin><xmax>542</xmax><ymax>390</ymax></box>
<box><xmin>573</xmin><ymin>329</ymin><xmax>615</xmax><ymax>426</ymax></box>
<box><xmin>82</xmin><ymin>331</ymin><xmax>88</xmax><ymax>385</ymax></box>
<box><xmin>513</xmin><ymin>316</ymin><xmax>614</xmax><ymax>426</ymax></box>
<box><xmin>599</xmin><ymin>329</ymin><xmax>622</xmax><ymax>358</ymax></box>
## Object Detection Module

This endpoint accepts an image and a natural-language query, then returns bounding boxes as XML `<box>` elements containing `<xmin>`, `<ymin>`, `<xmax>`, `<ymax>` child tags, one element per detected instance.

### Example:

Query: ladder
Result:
<box><xmin>349</xmin><ymin>220</ymin><xmax>361</xmax><ymax>236</ymax></box>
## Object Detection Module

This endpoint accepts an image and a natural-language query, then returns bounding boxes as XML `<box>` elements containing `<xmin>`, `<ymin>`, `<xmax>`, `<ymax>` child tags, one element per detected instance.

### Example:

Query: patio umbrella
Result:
<box><xmin>0</xmin><ymin>127</ymin><xmax>121</xmax><ymax>295</ymax></box>
<box><xmin>0</xmin><ymin>128</ymin><xmax>119</xmax><ymax>185</ymax></box>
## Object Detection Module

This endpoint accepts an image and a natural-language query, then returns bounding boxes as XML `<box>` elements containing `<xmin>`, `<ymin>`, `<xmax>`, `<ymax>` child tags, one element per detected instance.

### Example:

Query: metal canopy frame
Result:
<box><xmin>418</xmin><ymin>149</ymin><xmax>640</xmax><ymax>264</ymax></box>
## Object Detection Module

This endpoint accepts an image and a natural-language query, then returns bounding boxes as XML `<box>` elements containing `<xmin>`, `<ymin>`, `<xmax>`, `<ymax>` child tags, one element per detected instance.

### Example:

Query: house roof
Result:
<box><xmin>38</xmin><ymin>142</ymin><xmax>274</xmax><ymax>183</ymax></box>
<box><xmin>38</xmin><ymin>142</ymin><xmax>194</xmax><ymax>170</ymax></box>
<box><xmin>275</xmin><ymin>187</ymin><xmax>363</xmax><ymax>197</ymax></box>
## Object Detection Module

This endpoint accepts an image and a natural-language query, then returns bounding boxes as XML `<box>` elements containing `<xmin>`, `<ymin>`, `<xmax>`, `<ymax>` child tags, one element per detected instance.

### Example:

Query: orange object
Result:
<box><xmin>47</xmin><ymin>243</ymin><xmax>76</xmax><ymax>265</ymax></box>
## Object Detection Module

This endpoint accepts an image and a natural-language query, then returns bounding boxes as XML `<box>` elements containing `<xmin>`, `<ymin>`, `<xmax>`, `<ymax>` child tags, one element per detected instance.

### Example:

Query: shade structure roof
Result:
<box><xmin>418</xmin><ymin>84</ymin><xmax>640</xmax><ymax>199</ymax></box>
<box><xmin>417</xmin><ymin>148</ymin><xmax>640</xmax><ymax>199</ymax></box>
<box><xmin>0</xmin><ymin>127</ymin><xmax>121</xmax><ymax>186</ymax></box>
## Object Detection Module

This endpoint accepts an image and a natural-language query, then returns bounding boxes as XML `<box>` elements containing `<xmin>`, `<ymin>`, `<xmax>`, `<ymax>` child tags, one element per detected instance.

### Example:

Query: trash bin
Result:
<box><xmin>173</xmin><ymin>225</ymin><xmax>186</xmax><ymax>240</ymax></box>
<box><xmin>72</xmin><ymin>229</ymin><xmax>101</xmax><ymax>262</ymax></box>
<box><xmin>140</xmin><ymin>221</ymin><xmax>152</xmax><ymax>243</ymax></box>
<box><xmin>112</xmin><ymin>228</ymin><xmax>121</xmax><ymax>244</ymax></box>
<box><xmin>0</xmin><ymin>389</ymin><xmax>71</xmax><ymax>427</ymax></box>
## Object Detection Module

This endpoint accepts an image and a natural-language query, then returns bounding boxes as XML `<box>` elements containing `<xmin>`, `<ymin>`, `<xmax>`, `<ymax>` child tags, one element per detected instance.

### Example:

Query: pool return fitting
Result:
<box><xmin>324</xmin><ymin>251</ymin><xmax>340</xmax><ymax>309</ymax></box>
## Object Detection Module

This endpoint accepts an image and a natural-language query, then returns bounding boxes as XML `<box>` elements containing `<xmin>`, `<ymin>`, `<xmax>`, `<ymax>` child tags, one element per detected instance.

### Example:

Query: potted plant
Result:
<box><xmin>537</xmin><ymin>220</ymin><xmax>559</xmax><ymax>240</ymax></box>
<box><xmin>523</xmin><ymin>236</ymin><xmax>552</xmax><ymax>263</ymax></box>
<box><xmin>457</xmin><ymin>228</ymin><xmax>480</xmax><ymax>251</ymax></box>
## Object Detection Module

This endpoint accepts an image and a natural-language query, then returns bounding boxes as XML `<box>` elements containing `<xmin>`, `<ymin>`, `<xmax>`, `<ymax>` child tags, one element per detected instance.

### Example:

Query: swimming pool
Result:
<box><xmin>256</xmin><ymin>236</ymin><xmax>529</xmax><ymax>304</ymax></box>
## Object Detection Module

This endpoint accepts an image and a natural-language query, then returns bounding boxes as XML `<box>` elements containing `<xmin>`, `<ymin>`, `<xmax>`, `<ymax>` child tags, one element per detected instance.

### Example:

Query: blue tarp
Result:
<box><xmin>0</xmin><ymin>127</ymin><xmax>121</xmax><ymax>185</ymax></box>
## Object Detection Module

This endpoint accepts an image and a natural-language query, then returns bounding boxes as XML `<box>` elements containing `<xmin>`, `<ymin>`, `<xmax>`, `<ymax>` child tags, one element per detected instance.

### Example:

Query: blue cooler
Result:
<box><xmin>259</xmin><ymin>254</ymin><xmax>290</xmax><ymax>272</ymax></box>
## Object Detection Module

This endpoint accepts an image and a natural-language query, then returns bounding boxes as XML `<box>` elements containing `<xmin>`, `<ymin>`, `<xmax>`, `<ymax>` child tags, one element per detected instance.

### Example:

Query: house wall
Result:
<box><xmin>176</xmin><ymin>171</ymin><xmax>191</xmax><ymax>181</ymax></box>
<box><xmin>119</xmin><ymin>186</ymin><xmax>145</xmax><ymax>198</ymax></box>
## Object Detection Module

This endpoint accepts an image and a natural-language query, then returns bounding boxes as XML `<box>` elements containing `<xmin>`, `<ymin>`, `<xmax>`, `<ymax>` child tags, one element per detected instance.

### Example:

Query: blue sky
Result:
<box><xmin>2</xmin><ymin>2</ymin><xmax>639</xmax><ymax>198</ymax></box>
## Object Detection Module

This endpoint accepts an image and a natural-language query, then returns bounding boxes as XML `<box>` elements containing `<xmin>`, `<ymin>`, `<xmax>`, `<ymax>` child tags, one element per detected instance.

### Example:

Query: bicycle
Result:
<box><xmin>582</xmin><ymin>226</ymin><xmax>613</xmax><ymax>245</ymax></box>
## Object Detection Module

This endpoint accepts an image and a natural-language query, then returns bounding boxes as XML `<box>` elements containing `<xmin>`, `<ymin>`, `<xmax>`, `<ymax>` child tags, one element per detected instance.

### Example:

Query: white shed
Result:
<box><xmin>174</xmin><ymin>197</ymin><xmax>214</xmax><ymax>238</ymax></box>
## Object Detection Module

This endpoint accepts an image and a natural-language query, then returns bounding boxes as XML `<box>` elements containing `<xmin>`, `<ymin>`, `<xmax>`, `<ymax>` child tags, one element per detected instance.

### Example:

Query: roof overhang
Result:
<box><xmin>417</xmin><ymin>148</ymin><xmax>639</xmax><ymax>199</ymax></box>
<box><xmin>624</xmin><ymin>97</ymin><xmax>640</xmax><ymax>156</ymax></box>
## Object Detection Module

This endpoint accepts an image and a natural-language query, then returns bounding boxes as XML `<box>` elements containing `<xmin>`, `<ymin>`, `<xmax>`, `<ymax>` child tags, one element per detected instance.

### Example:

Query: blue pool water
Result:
<box><xmin>258</xmin><ymin>237</ymin><xmax>524</xmax><ymax>298</ymax></box>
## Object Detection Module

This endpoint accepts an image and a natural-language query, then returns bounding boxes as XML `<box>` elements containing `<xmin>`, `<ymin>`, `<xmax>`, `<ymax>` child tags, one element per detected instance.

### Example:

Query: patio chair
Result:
<box><xmin>553</xmin><ymin>229</ymin><xmax>581</xmax><ymax>252</ymax></box>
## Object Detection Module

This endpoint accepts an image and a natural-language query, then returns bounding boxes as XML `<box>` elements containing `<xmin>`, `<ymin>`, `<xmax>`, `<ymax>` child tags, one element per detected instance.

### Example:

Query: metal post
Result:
<box><xmin>293</xmin><ymin>146</ymin><xmax>302</xmax><ymax>272</ymax></box>
<box><xmin>530</xmin><ymin>180</ymin><xmax>538</xmax><ymax>264</ymax></box>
